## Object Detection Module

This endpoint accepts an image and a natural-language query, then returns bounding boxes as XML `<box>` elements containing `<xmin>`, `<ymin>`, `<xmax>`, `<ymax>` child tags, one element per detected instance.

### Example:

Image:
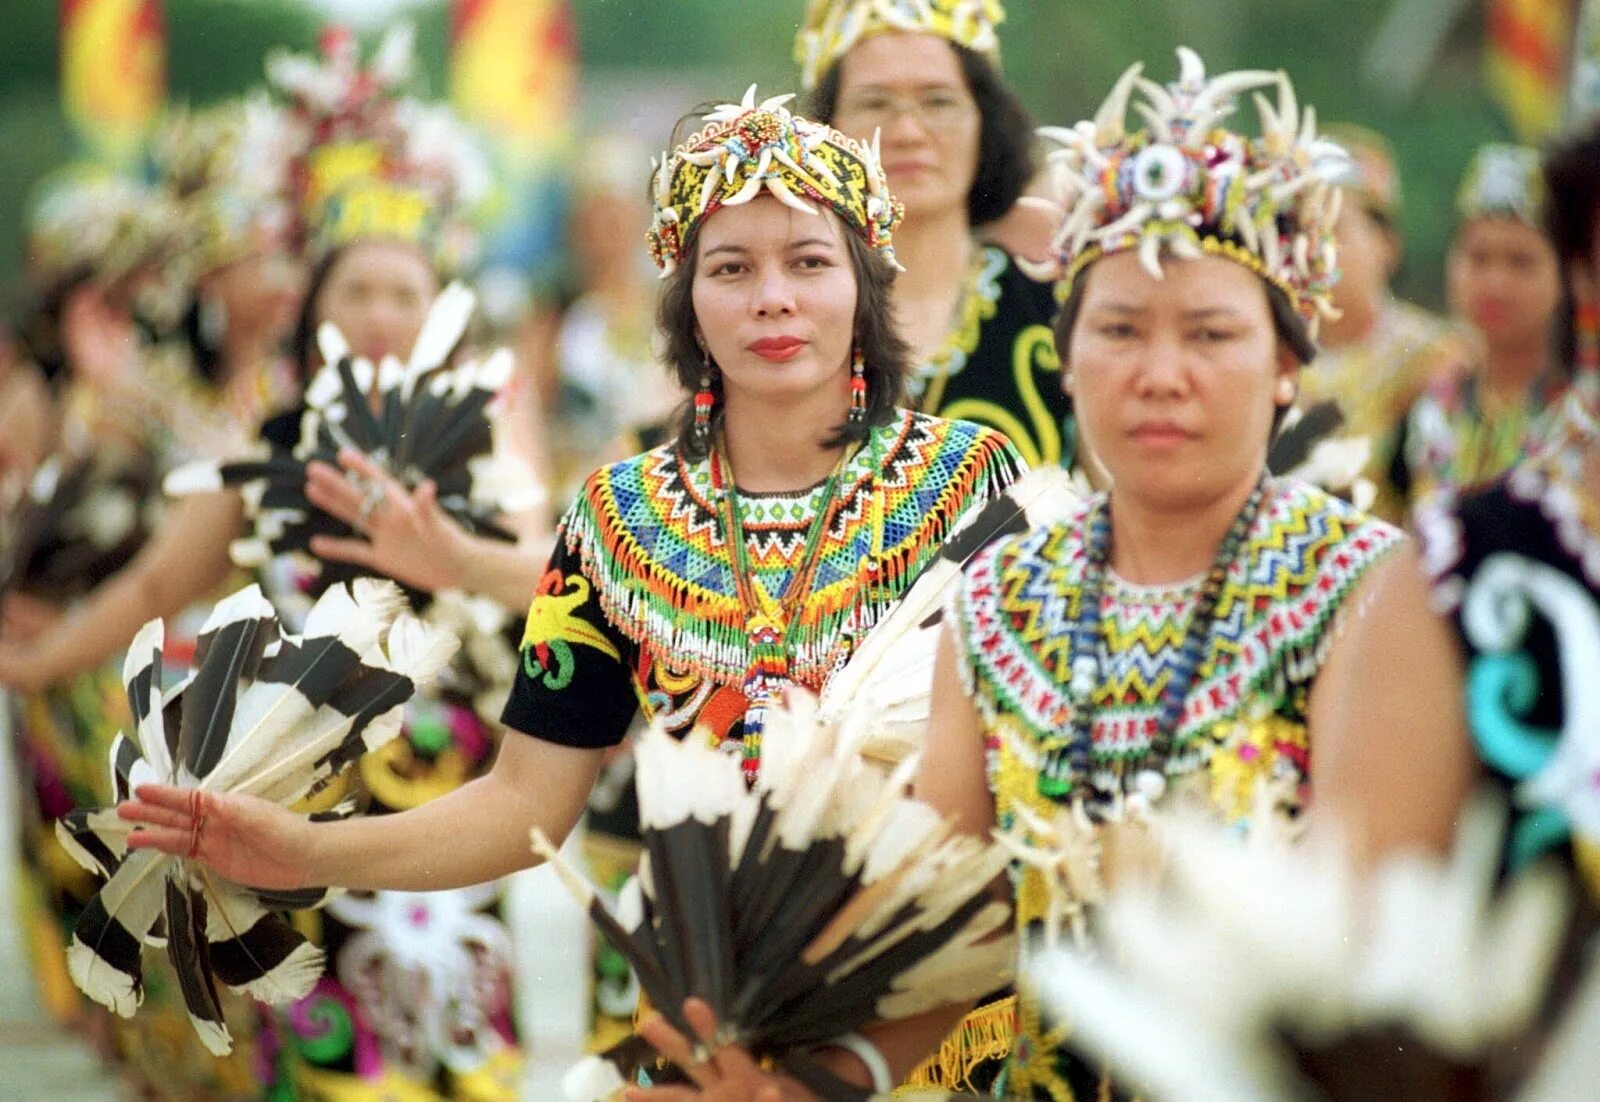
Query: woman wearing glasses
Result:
<box><xmin>798</xmin><ymin>0</ymin><xmax>1075</xmax><ymax>471</ymax></box>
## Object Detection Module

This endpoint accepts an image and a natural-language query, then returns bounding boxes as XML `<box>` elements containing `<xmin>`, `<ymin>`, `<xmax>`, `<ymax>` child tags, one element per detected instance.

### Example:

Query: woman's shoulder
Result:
<box><xmin>569</xmin><ymin>440</ymin><xmax>688</xmax><ymax>519</ymax></box>
<box><xmin>1248</xmin><ymin>478</ymin><xmax>1404</xmax><ymax>597</ymax></box>
<box><xmin>1262</xmin><ymin>477</ymin><xmax>1402</xmax><ymax>541</ymax></box>
<box><xmin>960</xmin><ymin>492</ymin><xmax>1096</xmax><ymax>592</ymax></box>
<box><xmin>897</xmin><ymin>408</ymin><xmax>1027</xmax><ymax>468</ymax></box>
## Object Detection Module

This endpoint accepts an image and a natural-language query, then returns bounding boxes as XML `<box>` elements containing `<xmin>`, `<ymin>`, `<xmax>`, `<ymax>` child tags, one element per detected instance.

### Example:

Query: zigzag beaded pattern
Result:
<box><xmin>564</xmin><ymin>410</ymin><xmax>1021</xmax><ymax>687</ymax></box>
<box><xmin>956</xmin><ymin>479</ymin><xmax>1400</xmax><ymax>774</ymax></box>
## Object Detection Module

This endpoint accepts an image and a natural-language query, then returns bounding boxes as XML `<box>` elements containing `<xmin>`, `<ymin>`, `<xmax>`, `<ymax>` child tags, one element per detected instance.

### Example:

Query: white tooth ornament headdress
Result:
<box><xmin>646</xmin><ymin>86</ymin><xmax>903</xmax><ymax>276</ymax></box>
<box><xmin>1042</xmin><ymin>48</ymin><xmax>1349</xmax><ymax>340</ymax></box>
<box><xmin>795</xmin><ymin>0</ymin><xmax>1005</xmax><ymax>91</ymax></box>
<box><xmin>1455</xmin><ymin>143</ymin><xmax>1546</xmax><ymax>227</ymax></box>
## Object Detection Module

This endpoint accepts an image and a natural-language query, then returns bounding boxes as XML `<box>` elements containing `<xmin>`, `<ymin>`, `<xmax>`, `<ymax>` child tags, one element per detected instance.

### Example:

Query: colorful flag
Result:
<box><xmin>451</xmin><ymin>0</ymin><xmax>577</xmax><ymax>157</ymax></box>
<box><xmin>449</xmin><ymin>0</ymin><xmax>578</xmax><ymax>284</ymax></box>
<box><xmin>1570</xmin><ymin>0</ymin><xmax>1600</xmax><ymax>125</ymax></box>
<box><xmin>60</xmin><ymin>0</ymin><xmax>166</xmax><ymax>167</ymax></box>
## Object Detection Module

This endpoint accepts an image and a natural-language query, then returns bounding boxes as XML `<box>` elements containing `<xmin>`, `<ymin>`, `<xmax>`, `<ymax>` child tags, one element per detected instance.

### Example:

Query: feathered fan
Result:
<box><xmin>163</xmin><ymin>282</ymin><xmax>525</xmax><ymax>601</ymax></box>
<box><xmin>1027</xmin><ymin>796</ymin><xmax>1591</xmax><ymax>1102</ymax></box>
<box><xmin>0</xmin><ymin>452</ymin><xmax>159</xmax><ymax>604</ymax></box>
<box><xmin>819</xmin><ymin>466</ymin><xmax>1083</xmax><ymax>765</ymax></box>
<box><xmin>538</xmin><ymin>696</ymin><xmax>1016</xmax><ymax>1102</ymax></box>
<box><xmin>56</xmin><ymin>578</ymin><xmax>458</xmax><ymax>1054</ymax></box>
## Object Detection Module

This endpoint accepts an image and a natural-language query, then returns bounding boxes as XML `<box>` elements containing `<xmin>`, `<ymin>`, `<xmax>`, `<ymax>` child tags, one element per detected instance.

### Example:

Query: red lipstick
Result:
<box><xmin>749</xmin><ymin>337</ymin><xmax>806</xmax><ymax>362</ymax></box>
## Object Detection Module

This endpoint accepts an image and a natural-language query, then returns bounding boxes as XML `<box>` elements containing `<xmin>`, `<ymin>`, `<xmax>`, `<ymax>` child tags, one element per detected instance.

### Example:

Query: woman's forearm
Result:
<box><xmin>31</xmin><ymin>492</ymin><xmax>240</xmax><ymax>683</ymax></box>
<box><xmin>452</xmin><ymin>528</ymin><xmax>553</xmax><ymax>614</ymax></box>
<box><xmin>303</xmin><ymin>733</ymin><xmax>602</xmax><ymax>892</ymax></box>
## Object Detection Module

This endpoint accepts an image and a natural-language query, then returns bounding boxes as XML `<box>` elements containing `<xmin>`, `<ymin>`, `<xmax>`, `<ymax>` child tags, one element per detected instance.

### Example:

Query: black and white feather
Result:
<box><xmin>819</xmin><ymin>466</ymin><xmax>1083</xmax><ymax>765</ymax></box>
<box><xmin>1</xmin><ymin>452</ymin><xmax>160</xmax><ymax>603</ymax></box>
<box><xmin>539</xmin><ymin>695</ymin><xmax>1016</xmax><ymax>1102</ymax></box>
<box><xmin>163</xmin><ymin>282</ymin><xmax>531</xmax><ymax>601</ymax></box>
<box><xmin>1026</xmin><ymin>796</ymin><xmax>1591</xmax><ymax>1102</ymax></box>
<box><xmin>57</xmin><ymin>578</ymin><xmax>458</xmax><ymax>1054</ymax></box>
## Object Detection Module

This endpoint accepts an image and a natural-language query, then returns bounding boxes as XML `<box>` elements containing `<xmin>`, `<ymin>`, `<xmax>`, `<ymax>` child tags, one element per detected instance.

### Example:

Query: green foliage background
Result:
<box><xmin>0</xmin><ymin>0</ymin><xmax>1514</xmax><ymax>308</ymax></box>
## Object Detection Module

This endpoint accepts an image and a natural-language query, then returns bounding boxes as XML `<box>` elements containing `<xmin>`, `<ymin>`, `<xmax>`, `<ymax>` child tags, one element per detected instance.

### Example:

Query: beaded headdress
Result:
<box><xmin>1043</xmin><ymin>48</ymin><xmax>1349</xmax><ymax>338</ymax></box>
<box><xmin>1321</xmin><ymin>123</ymin><xmax>1400</xmax><ymax>224</ymax></box>
<box><xmin>153</xmin><ymin>99</ymin><xmax>293</xmax><ymax>279</ymax></box>
<box><xmin>25</xmin><ymin>171</ymin><xmax>180</xmax><ymax>291</ymax></box>
<box><xmin>265</xmin><ymin>24</ymin><xmax>490</xmax><ymax>272</ymax></box>
<box><xmin>795</xmin><ymin>0</ymin><xmax>1004</xmax><ymax>90</ymax></box>
<box><xmin>646</xmin><ymin>86</ymin><xmax>903</xmax><ymax>276</ymax></box>
<box><xmin>1455</xmin><ymin>143</ymin><xmax>1545</xmax><ymax>227</ymax></box>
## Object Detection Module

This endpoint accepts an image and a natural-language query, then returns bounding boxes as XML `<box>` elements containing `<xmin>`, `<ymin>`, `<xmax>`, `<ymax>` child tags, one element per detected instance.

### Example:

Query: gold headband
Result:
<box><xmin>646</xmin><ymin>86</ymin><xmax>903</xmax><ymax>276</ymax></box>
<box><xmin>796</xmin><ymin>0</ymin><xmax>1004</xmax><ymax>90</ymax></box>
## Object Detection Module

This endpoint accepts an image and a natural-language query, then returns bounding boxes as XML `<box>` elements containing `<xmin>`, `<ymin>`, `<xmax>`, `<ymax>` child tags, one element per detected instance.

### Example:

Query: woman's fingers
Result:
<box><xmin>681</xmin><ymin>999</ymin><xmax>756</xmax><ymax>1081</ymax></box>
<box><xmin>131</xmin><ymin>784</ymin><xmax>202</xmax><ymax>812</ymax></box>
<box><xmin>125</xmin><ymin>826</ymin><xmax>195</xmax><ymax>855</ymax></box>
<box><xmin>308</xmin><ymin>535</ymin><xmax>379</xmax><ymax>568</ymax></box>
<box><xmin>638</xmin><ymin>1011</ymin><xmax>720</xmax><ymax>1090</ymax></box>
<box><xmin>337</xmin><ymin>447</ymin><xmax>392</xmax><ymax>487</ymax></box>
<box><xmin>116</xmin><ymin>800</ymin><xmax>193</xmax><ymax>830</ymax></box>
<box><xmin>305</xmin><ymin>462</ymin><xmax>363</xmax><ymax>523</ymax></box>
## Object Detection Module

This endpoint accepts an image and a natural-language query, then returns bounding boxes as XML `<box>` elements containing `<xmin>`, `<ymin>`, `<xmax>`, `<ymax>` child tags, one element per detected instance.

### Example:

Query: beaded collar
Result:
<box><xmin>1045</xmin><ymin>480</ymin><xmax>1268</xmax><ymax>806</ymax></box>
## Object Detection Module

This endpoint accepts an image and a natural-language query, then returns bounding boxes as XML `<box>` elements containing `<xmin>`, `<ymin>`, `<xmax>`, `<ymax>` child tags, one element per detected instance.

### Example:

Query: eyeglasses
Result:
<box><xmin>834</xmin><ymin>90</ymin><xmax>977</xmax><ymax>133</ymax></box>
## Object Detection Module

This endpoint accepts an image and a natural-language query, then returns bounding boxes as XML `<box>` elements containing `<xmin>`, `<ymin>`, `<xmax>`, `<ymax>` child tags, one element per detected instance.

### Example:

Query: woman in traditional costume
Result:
<box><xmin>1389</xmin><ymin>144</ymin><xmax>1575</xmax><ymax>513</ymax></box>
<box><xmin>1327</xmin><ymin>116</ymin><xmax>1600</xmax><ymax>1078</ymax></box>
<box><xmin>1284</xmin><ymin>124</ymin><xmax>1466</xmax><ymax>512</ymax></box>
<box><xmin>3</xmin><ymin>28</ymin><xmax>545</xmax><ymax>1101</ymax></box>
<box><xmin>2</xmin><ymin>147</ymin><xmax>292</xmax><ymax>1096</ymax></box>
<box><xmin>798</xmin><ymin>0</ymin><xmax>1073</xmax><ymax>471</ymax></box>
<box><xmin>610</xmin><ymin>51</ymin><xmax>1480</xmax><ymax>1102</ymax></box>
<box><xmin>114</xmin><ymin>97</ymin><xmax>1023</xmax><ymax>1101</ymax></box>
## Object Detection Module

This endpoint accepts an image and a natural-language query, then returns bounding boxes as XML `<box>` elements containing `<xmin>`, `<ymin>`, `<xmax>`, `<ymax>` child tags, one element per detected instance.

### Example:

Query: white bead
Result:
<box><xmin>1070</xmin><ymin>655</ymin><xmax>1098</xmax><ymax>698</ymax></box>
<box><xmin>1134</xmin><ymin>769</ymin><xmax>1167</xmax><ymax>803</ymax></box>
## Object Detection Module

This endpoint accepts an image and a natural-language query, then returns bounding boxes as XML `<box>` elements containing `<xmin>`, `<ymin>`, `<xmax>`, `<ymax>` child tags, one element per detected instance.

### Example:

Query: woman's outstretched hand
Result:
<box><xmin>626</xmin><ymin>998</ymin><xmax>815</xmax><ymax>1102</ymax></box>
<box><xmin>304</xmin><ymin>447</ymin><xmax>467</xmax><ymax>593</ymax></box>
<box><xmin>120</xmin><ymin>784</ymin><xmax>315</xmax><ymax>891</ymax></box>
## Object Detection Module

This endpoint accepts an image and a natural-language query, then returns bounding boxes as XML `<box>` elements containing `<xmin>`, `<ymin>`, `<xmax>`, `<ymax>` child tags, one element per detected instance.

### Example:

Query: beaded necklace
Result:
<box><xmin>713</xmin><ymin>444</ymin><xmax>850</xmax><ymax>781</ymax></box>
<box><xmin>1041</xmin><ymin>479</ymin><xmax>1269</xmax><ymax>805</ymax></box>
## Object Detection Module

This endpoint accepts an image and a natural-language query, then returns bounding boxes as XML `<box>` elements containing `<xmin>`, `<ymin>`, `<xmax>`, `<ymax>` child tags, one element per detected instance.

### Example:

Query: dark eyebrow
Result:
<box><xmin>701</xmin><ymin>244</ymin><xmax>749</xmax><ymax>259</ymax></box>
<box><xmin>1180</xmin><ymin>306</ymin><xmax>1246</xmax><ymax>321</ymax></box>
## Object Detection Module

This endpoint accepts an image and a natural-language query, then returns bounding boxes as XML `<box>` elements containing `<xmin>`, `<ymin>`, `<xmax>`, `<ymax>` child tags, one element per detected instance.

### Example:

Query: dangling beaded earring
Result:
<box><xmin>848</xmin><ymin>343</ymin><xmax>867</xmax><ymax>423</ymax></box>
<box><xmin>694</xmin><ymin>350</ymin><xmax>716</xmax><ymax>444</ymax></box>
<box><xmin>1577</xmin><ymin>294</ymin><xmax>1600</xmax><ymax>377</ymax></box>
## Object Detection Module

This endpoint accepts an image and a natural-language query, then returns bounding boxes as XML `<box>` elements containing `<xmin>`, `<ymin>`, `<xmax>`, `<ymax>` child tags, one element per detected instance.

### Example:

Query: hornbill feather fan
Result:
<box><xmin>58</xmin><ymin>579</ymin><xmax>457</xmax><ymax>1054</ymax></box>
<box><xmin>540</xmin><ymin>695</ymin><xmax>1015</xmax><ymax>1102</ymax></box>
<box><xmin>162</xmin><ymin>282</ymin><xmax>528</xmax><ymax>608</ymax></box>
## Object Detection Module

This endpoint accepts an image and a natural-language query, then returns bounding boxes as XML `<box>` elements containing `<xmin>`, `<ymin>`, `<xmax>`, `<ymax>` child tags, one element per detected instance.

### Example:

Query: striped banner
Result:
<box><xmin>1571</xmin><ymin>0</ymin><xmax>1600</xmax><ymax>125</ymax></box>
<box><xmin>1485</xmin><ymin>0</ymin><xmax>1575</xmax><ymax>142</ymax></box>
<box><xmin>450</xmin><ymin>0</ymin><xmax>577</xmax><ymax>158</ymax></box>
<box><xmin>449</xmin><ymin>0</ymin><xmax>578</xmax><ymax>282</ymax></box>
<box><xmin>60</xmin><ymin>0</ymin><xmax>166</xmax><ymax>166</ymax></box>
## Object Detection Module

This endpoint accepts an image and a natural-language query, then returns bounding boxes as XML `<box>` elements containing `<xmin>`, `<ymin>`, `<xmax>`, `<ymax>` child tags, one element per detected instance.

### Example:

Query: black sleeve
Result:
<box><xmin>499</xmin><ymin>532</ymin><xmax>641</xmax><ymax>749</ymax></box>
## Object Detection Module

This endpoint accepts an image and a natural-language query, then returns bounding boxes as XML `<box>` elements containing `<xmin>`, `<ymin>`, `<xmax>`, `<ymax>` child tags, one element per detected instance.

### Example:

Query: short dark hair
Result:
<box><xmin>808</xmin><ymin>41</ymin><xmax>1035</xmax><ymax>228</ymax></box>
<box><xmin>1544</xmin><ymin>118</ymin><xmax>1600</xmax><ymax>269</ymax></box>
<box><xmin>657</xmin><ymin>218</ymin><xmax>911</xmax><ymax>460</ymax></box>
<box><xmin>290</xmin><ymin>246</ymin><xmax>348</xmax><ymax>380</ymax></box>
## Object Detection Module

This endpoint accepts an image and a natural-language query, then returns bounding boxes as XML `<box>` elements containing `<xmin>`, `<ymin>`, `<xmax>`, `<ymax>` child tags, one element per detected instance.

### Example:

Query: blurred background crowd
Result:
<box><xmin>0</xmin><ymin>1</ymin><xmax>1595</xmax><ymax>1099</ymax></box>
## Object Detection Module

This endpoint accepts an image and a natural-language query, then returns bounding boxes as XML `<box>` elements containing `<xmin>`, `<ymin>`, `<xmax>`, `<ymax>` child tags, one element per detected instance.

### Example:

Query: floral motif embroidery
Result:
<box><xmin>519</xmin><ymin>570</ymin><xmax>622</xmax><ymax>690</ymax></box>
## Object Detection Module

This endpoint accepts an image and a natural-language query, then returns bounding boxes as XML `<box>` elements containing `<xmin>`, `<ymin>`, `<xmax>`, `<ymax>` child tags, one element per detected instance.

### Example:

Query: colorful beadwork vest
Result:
<box><xmin>563</xmin><ymin>409</ymin><xmax>1022</xmax><ymax>758</ymax></box>
<box><xmin>951</xmin><ymin>478</ymin><xmax>1401</xmax><ymax>1099</ymax></box>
